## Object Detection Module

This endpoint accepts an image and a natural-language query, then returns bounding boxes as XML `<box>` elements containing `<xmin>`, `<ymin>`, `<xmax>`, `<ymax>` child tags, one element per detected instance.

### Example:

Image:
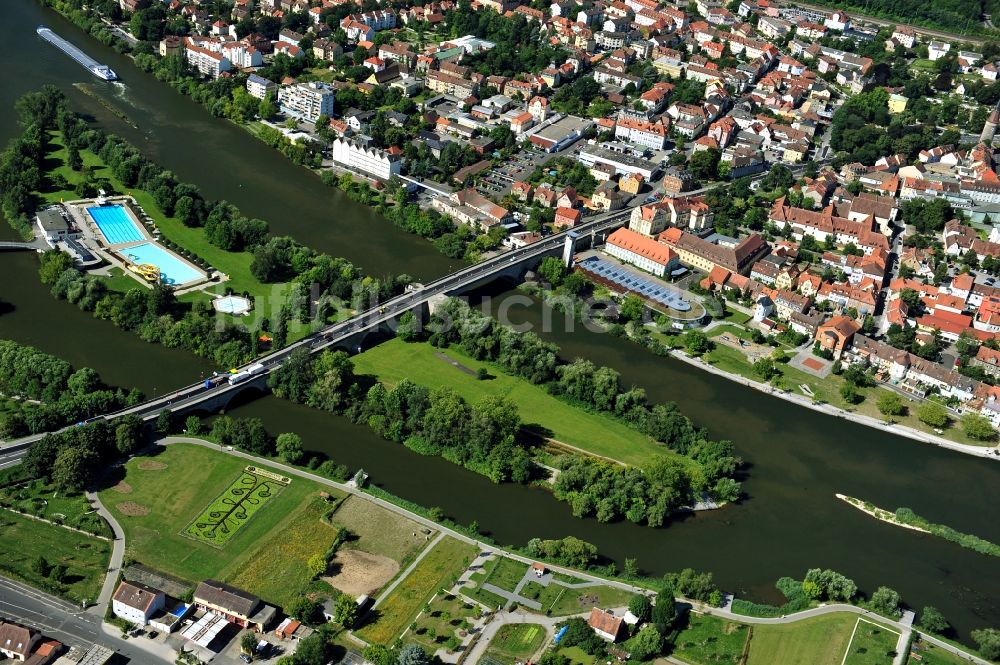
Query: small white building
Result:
<box><xmin>112</xmin><ymin>581</ymin><xmax>165</xmax><ymax>627</ymax></box>
<box><xmin>246</xmin><ymin>73</ymin><xmax>277</xmax><ymax>100</ymax></box>
<box><xmin>928</xmin><ymin>41</ymin><xmax>952</xmax><ymax>61</ymax></box>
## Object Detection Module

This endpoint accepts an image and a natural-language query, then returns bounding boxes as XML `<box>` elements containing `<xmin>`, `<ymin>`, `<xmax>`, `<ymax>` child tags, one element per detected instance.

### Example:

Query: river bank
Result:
<box><xmin>668</xmin><ymin>347</ymin><xmax>1000</xmax><ymax>461</ymax></box>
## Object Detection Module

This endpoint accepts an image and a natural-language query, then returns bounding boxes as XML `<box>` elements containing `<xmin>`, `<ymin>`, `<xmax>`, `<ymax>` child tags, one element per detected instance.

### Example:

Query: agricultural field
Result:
<box><xmin>0</xmin><ymin>510</ymin><xmax>110</xmax><ymax>605</ymax></box>
<box><xmin>671</xmin><ymin>613</ymin><xmax>750</xmax><ymax>665</ymax></box>
<box><xmin>184</xmin><ymin>468</ymin><xmax>289</xmax><ymax>547</ymax></box>
<box><xmin>747</xmin><ymin>612</ymin><xmax>858</xmax><ymax>665</ymax></box>
<box><xmin>97</xmin><ymin>443</ymin><xmax>427</xmax><ymax>609</ymax></box>
<box><xmin>483</xmin><ymin>624</ymin><xmax>548</xmax><ymax>665</ymax></box>
<box><xmin>353</xmin><ymin>339</ymin><xmax>684</xmax><ymax>466</ymax></box>
<box><xmin>355</xmin><ymin>537</ymin><xmax>476</xmax><ymax>645</ymax></box>
<box><xmin>408</xmin><ymin>592</ymin><xmax>482</xmax><ymax>654</ymax></box>
<box><xmin>0</xmin><ymin>480</ymin><xmax>112</xmax><ymax>538</ymax></box>
<box><xmin>842</xmin><ymin>619</ymin><xmax>900</xmax><ymax>665</ymax></box>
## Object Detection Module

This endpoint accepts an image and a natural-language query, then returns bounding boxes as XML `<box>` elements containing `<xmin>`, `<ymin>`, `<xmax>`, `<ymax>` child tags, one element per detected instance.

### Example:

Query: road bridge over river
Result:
<box><xmin>0</xmin><ymin>210</ymin><xmax>632</xmax><ymax>458</ymax></box>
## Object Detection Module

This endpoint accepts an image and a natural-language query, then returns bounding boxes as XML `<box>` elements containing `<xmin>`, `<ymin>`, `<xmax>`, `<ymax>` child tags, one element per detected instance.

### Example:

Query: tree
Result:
<box><xmin>397</xmin><ymin>644</ymin><xmax>430</xmax><ymax>665</ymax></box>
<box><xmin>917</xmin><ymin>402</ymin><xmax>949</xmax><ymax>428</ymax></box>
<box><xmin>307</xmin><ymin>553</ymin><xmax>327</xmax><ymax>578</ymax></box>
<box><xmin>38</xmin><ymin>250</ymin><xmax>75</xmax><ymax>284</ymax></box>
<box><xmin>840</xmin><ymin>382</ymin><xmax>862</xmax><ymax>405</ymax></box>
<box><xmin>31</xmin><ymin>555</ymin><xmax>50</xmax><ymax>577</ymax></box>
<box><xmin>625</xmin><ymin>624</ymin><xmax>663</xmax><ymax>661</ymax></box>
<box><xmin>115</xmin><ymin>415</ymin><xmax>145</xmax><ymax>455</ymax></box>
<box><xmin>185</xmin><ymin>415</ymin><xmax>203</xmax><ymax>435</ymax></box>
<box><xmin>287</xmin><ymin>597</ymin><xmax>320</xmax><ymax>624</ymax></box>
<box><xmin>276</xmin><ymin>432</ymin><xmax>305</xmax><ymax>464</ymax></box>
<box><xmin>619</xmin><ymin>294</ymin><xmax>645</xmax><ymax>322</ymax></box>
<box><xmin>650</xmin><ymin>589</ymin><xmax>677</xmax><ymax>631</ymax></box>
<box><xmin>538</xmin><ymin>256</ymin><xmax>566</xmax><ymax>286</ymax></box>
<box><xmin>334</xmin><ymin>594</ymin><xmax>359</xmax><ymax>627</ymax></box>
<box><xmin>972</xmin><ymin>628</ymin><xmax>1000</xmax><ymax>660</ymax></box>
<box><xmin>683</xmin><ymin>330</ymin><xmax>712</xmax><ymax>355</ymax></box>
<box><xmin>688</xmin><ymin>149</ymin><xmax>720</xmax><ymax>181</ymax></box>
<box><xmin>868</xmin><ymin>586</ymin><xmax>901</xmax><ymax>618</ymax></box>
<box><xmin>241</xmin><ymin>632</ymin><xmax>258</xmax><ymax>655</ymax></box>
<box><xmin>919</xmin><ymin>606</ymin><xmax>949</xmax><ymax>633</ymax></box>
<box><xmin>877</xmin><ymin>392</ymin><xmax>905</xmax><ymax>417</ymax></box>
<box><xmin>628</xmin><ymin>595</ymin><xmax>652</xmax><ymax>623</ymax></box>
<box><xmin>52</xmin><ymin>446</ymin><xmax>97</xmax><ymax>492</ymax></box>
<box><xmin>156</xmin><ymin>408</ymin><xmax>173</xmax><ymax>434</ymax></box>
<box><xmin>961</xmin><ymin>413</ymin><xmax>996</xmax><ymax>441</ymax></box>
<box><xmin>753</xmin><ymin>358</ymin><xmax>779</xmax><ymax>380</ymax></box>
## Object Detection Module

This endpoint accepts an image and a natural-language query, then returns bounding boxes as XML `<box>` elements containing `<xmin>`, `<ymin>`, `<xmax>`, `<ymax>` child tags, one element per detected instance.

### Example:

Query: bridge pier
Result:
<box><xmin>562</xmin><ymin>231</ymin><xmax>580</xmax><ymax>268</ymax></box>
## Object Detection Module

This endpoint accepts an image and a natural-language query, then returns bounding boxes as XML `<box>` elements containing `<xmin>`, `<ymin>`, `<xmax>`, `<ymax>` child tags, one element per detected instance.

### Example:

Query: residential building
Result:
<box><xmin>184</xmin><ymin>37</ymin><xmax>231</xmax><ymax>79</ymax></box>
<box><xmin>193</xmin><ymin>580</ymin><xmax>276</xmax><ymax>633</ymax></box>
<box><xmin>604</xmin><ymin>227</ymin><xmax>679</xmax><ymax>277</ymax></box>
<box><xmin>588</xmin><ymin>608</ymin><xmax>624</xmax><ymax>642</ymax></box>
<box><xmin>278</xmin><ymin>82</ymin><xmax>335</xmax><ymax>122</ymax></box>
<box><xmin>432</xmin><ymin>189</ymin><xmax>512</xmax><ymax>230</ymax></box>
<box><xmin>769</xmin><ymin>197</ymin><xmax>889</xmax><ymax>254</ymax></box>
<box><xmin>0</xmin><ymin>623</ymin><xmax>38</xmax><ymax>662</ymax></box>
<box><xmin>112</xmin><ymin>581</ymin><xmax>166</xmax><ymax>627</ymax></box>
<box><xmin>246</xmin><ymin>73</ymin><xmax>277</xmax><ymax>100</ymax></box>
<box><xmin>614</xmin><ymin>115</ymin><xmax>669</xmax><ymax>150</ymax></box>
<box><xmin>554</xmin><ymin>206</ymin><xmax>582</xmax><ymax>229</ymax></box>
<box><xmin>331</xmin><ymin>137</ymin><xmax>402</xmax><ymax>180</ymax></box>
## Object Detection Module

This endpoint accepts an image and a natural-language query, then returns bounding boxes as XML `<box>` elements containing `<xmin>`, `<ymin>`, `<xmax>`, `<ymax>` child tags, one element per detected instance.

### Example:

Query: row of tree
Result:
<box><xmin>0</xmin><ymin>340</ymin><xmax>139</xmax><ymax>438</ymax></box>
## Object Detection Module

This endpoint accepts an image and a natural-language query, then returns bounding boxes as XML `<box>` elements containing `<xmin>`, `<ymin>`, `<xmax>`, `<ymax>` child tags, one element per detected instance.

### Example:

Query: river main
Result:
<box><xmin>1</xmin><ymin>0</ymin><xmax>999</xmax><ymax>644</ymax></box>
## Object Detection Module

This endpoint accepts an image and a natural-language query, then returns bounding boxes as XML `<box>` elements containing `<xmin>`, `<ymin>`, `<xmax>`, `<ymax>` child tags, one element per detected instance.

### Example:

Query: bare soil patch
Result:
<box><xmin>137</xmin><ymin>460</ymin><xmax>167</xmax><ymax>470</ymax></box>
<box><xmin>323</xmin><ymin>549</ymin><xmax>399</xmax><ymax>597</ymax></box>
<box><xmin>111</xmin><ymin>481</ymin><xmax>133</xmax><ymax>494</ymax></box>
<box><xmin>117</xmin><ymin>502</ymin><xmax>150</xmax><ymax>516</ymax></box>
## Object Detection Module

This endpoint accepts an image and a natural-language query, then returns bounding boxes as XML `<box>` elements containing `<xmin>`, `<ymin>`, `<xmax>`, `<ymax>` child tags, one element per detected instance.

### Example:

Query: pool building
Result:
<box><xmin>65</xmin><ymin>197</ymin><xmax>212</xmax><ymax>290</ymax></box>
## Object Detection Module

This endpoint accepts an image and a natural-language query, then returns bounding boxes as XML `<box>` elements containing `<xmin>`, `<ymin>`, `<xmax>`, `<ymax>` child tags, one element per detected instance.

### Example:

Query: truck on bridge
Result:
<box><xmin>227</xmin><ymin>363</ymin><xmax>266</xmax><ymax>386</ymax></box>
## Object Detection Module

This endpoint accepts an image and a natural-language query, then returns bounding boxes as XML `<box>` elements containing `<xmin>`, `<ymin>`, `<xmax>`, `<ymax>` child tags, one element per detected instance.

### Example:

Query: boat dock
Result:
<box><xmin>36</xmin><ymin>25</ymin><xmax>117</xmax><ymax>81</ymax></box>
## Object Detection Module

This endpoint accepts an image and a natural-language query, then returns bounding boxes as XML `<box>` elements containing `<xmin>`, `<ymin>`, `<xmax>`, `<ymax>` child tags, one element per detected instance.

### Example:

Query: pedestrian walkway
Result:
<box><xmin>85</xmin><ymin>490</ymin><xmax>124</xmax><ymax>616</ymax></box>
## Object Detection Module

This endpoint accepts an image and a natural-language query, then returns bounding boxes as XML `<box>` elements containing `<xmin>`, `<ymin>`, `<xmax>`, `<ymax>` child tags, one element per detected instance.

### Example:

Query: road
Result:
<box><xmin>0</xmin><ymin>577</ymin><xmax>173</xmax><ymax>664</ymax></box>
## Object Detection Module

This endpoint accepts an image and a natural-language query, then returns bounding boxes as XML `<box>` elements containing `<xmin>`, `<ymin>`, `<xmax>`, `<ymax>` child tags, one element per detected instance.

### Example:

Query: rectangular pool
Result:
<box><xmin>87</xmin><ymin>204</ymin><xmax>145</xmax><ymax>245</ymax></box>
<box><xmin>121</xmin><ymin>243</ymin><xmax>204</xmax><ymax>286</ymax></box>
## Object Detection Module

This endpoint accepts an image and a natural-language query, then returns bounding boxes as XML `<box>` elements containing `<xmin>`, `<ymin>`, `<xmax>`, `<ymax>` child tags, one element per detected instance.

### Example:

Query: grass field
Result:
<box><xmin>843</xmin><ymin>618</ymin><xmax>900</xmax><ymax>665</ymax></box>
<box><xmin>747</xmin><ymin>612</ymin><xmax>858</xmax><ymax>665</ymax></box>
<box><xmin>353</xmin><ymin>339</ymin><xmax>684</xmax><ymax>466</ymax></box>
<box><xmin>183</xmin><ymin>470</ymin><xmax>288</xmax><ymax>547</ymax></box>
<box><xmin>557</xmin><ymin>646</ymin><xmax>595</xmax><ymax>665</ymax></box>
<box><xmin>328</xmin><ymin>495</ymin><xmax>431</xmax><ymax>565</ymax></box>
<box><xmin>0</xmin><ymin>510</ymin><xmax>110</xmax><ymax>605</ymax></box>
<box><xmin>484</xmin><ymin>623</ymin><xmax>548</xmax><ymax>664</ymax></box>
<box><xmin>0</xmin><ymin>481</ymin><xmax>112</xmax><ymax>538</ymax></box>
<box><xmin>671</xmin><ymin>613</ymin><xmax>750</xmax><ymax>665</ymax></box>
<box><xmin>97</xmin><ymin>443</ymin><xmax>432</xmax><ymax>608</ymax></box>
<box><xmin>463</xmin><ymin>581</ymin><xmax>510</xmax><ymax>609</ymax></box>
<box><xmin>356</xmin><ymin>537</ymin><xmax>476</xmax><ymax>644</ymax></box>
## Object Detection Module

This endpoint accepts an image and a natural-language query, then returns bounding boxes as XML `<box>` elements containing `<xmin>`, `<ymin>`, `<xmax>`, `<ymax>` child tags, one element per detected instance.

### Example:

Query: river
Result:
<box><xmin>1</xmin><ymin>0</ymin><xmax>999</xmax><ymax>645</ymax></box>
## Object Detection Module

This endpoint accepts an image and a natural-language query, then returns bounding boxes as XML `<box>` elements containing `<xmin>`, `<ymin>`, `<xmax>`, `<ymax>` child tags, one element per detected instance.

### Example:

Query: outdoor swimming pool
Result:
<box><xmin>123</xmin><ymin>243</ymin><xmax>203</xmax><ymax>286</ymax></box>
<box><xmin>87</xmin><ymin>204</ymin><xmax>145</xmax><ymax>245</ymax></box>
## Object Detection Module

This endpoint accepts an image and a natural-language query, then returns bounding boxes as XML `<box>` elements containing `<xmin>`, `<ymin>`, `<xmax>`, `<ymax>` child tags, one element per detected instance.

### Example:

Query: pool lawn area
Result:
<box><xmin>842</xmin><ymin>618</ymin><xmax>900</xmax><ymax>665</ymax></box>
<box><xmin>353</xmin><ymin>339</ymin><xmax>689</xmax><ymax>467</ymax></box>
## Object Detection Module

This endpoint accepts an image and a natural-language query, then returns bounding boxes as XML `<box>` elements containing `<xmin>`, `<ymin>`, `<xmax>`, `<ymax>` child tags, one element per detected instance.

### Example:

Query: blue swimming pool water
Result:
<box><xmin>87</xmin><ymin>205</ymin><xmax>145</xmax><ymax>245</ymax></box>
<box><xmin>123</xmin><ymin>243</ymin><xmax>203</xmax><ymax>286</ymax></box>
